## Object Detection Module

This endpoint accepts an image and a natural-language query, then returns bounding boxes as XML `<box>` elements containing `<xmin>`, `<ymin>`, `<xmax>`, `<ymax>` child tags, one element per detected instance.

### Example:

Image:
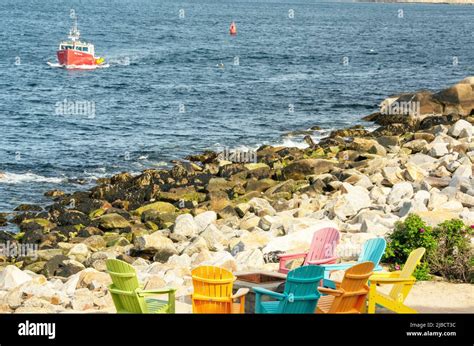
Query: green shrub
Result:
<box><xmin>384</xmin><ymin>214</ymin><xmax>437</xmax><ymax>280</ymax></box>
<box><xmin>430</xmin><ymin>219</ymin><xmax>473</xmax><ymax>283</ymax></box>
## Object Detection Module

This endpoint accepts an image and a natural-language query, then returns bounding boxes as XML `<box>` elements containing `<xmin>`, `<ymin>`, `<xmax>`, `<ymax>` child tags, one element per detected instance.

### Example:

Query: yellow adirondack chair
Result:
<box><xmin>367</xmin><ymin>247</ymin><xmax>426</xmax><ymax>313</ymax></box>
<box><xmin>317</xmin><ymin>261</ymin><xmax>374</xmax><ymax>314</ymax></box>
<box><xmin>191</xmin><ymin>266</ymin><xmax>249</xmax><ymax>313</ymax></box>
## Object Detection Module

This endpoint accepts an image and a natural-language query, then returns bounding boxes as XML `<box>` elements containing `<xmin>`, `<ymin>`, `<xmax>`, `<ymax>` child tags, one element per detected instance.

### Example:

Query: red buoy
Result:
<box><xmin>229</xmin><ymin>21</ymin><xmax>237</xmax><ymax>35</ymax></box>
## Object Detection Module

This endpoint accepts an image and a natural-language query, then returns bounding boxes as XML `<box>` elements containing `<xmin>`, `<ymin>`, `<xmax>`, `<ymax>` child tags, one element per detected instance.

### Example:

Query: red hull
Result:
<box><xmin>57</xmin><ymin>49</ymin><xmax>96</xmax><ymax>66</ymax></box>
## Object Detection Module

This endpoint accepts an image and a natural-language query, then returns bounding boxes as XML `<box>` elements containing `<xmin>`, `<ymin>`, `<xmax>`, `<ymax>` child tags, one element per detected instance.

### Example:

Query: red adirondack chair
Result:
<box><xmin>278</xmin><ymin>227</ymin><xmax>340</xmax><ymax>274</ymax></box>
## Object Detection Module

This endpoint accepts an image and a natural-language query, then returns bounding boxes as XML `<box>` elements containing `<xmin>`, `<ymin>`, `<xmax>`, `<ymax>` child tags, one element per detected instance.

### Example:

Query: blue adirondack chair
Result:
<box><xmin>321</xmin><ymin>238</ymin><xmax>386</xmax><ymax>289</ymax></box>
<box><xmin>253</xmin><ymin>265</ymin><xmax>324</xmax><ymax>314</ymax></box>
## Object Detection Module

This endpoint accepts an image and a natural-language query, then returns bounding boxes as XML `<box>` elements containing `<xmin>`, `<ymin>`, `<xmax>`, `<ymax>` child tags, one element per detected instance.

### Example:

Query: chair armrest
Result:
<box><xmin>321</xmin><ymin>278</ymin><xmax>338</xmax><ymax>290</ymax></box>
<box><xmin>318</xmin><ymin>287</ymin><xmax>344</xmax><ymax>297</ymax></box>
<box><xmin>369</xmin><ymin>275</ymin><xmax>416</xmax><ymax>284</ymax></box>
<box><xmin>137</xmin><ymin>287</ymin><xmax>177</xmax><ymax>297</ymax></box>
<box><xmin>278</xmin><ymin>252</ymin><xmax>308</xmax><ymax>260</ymax></box>
<box><xmin>306</xmin><ymin>256</ymin><xmax>338</xmax><ymax>265</ymax></box>
<box><xmin>231</xmin><ymin>288</ymin><xmax>249</xmax><ymax>299</ymax></box>
<box><xmin>252</xmin><ymin>287</ymin><xmax>285</xmax><ymax>300</ymax></box>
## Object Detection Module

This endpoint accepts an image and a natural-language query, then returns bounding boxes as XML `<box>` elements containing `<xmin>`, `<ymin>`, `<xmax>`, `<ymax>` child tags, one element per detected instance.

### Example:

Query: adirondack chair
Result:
<box><xmin>368</xmin><ymin>247</ymin><xmax>426</xmax><ymax>314</ymax></box>
<box><xmin>316</xmin><ymin>261</ymin><xmax>374</xmax><ymax>314</ymax></box>
<box><xmin>191</xmin><ymin>266</ymin><xmax>249</xmax><ymax>313</ymax></box>
<box><xmin>106</xmin><ymin>259</ymin><xmax>176</xmax><ymax>313</ymax></box>
<box><xmin>278</xmin><ymin>227</ymin><xmax>340</xmax><ymax>274</ymax></box>
<box><xmin>253</xmin><ymin>265</ymin><xmax>324</xmax><ymax>313</ymax></box>
<box><xmin>321</xmin><ymin>238</ymin><xmax>386</xmax><ymax>287</ymax></box>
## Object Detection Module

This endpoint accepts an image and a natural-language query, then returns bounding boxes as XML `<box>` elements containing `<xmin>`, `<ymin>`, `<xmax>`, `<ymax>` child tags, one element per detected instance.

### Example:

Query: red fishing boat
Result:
<box><xmin>50</xmin><ymin>17</ymin><xmax>105</xmax><ymax>69</ymax></box>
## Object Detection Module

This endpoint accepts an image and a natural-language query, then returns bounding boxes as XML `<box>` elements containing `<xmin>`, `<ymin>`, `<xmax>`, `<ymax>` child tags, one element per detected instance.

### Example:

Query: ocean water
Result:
<box><xmin>0</xmin><ymin>0</ymin><xmax>473</xmax><ymax>215</ymax></box>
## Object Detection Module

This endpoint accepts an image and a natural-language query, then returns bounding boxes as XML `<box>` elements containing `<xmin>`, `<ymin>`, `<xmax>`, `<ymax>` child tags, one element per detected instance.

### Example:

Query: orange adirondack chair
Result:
<box><xmin>316</xmin><ymin>262</ymin><xmax>374</xmax><ymax>314</ymax></box>
<box><xmin>191</xmin><ymin>266</ymin><xmax>249</xmax><ymax>313</ymax></box>
<box><xmin>278</xmin><ymin>227</ymin><xmax>340</xmax><ymax>274</ymax></box>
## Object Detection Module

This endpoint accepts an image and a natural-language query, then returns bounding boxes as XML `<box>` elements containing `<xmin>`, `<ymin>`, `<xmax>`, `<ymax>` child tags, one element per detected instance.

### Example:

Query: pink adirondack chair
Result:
<box><xmin>278</xmin><ymin>227</ymin><xmax>340</xmax><ymax>274</ymax></box>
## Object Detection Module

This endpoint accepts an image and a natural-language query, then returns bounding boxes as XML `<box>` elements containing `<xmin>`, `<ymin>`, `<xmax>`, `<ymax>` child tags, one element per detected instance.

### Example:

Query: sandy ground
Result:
<box><xmin>174</xmin><ymin>280</ymin><xmax>474</xmax><ymax>313</ymax></box>
<box><xmin>373</xmin><ymin>281</ymin><xmax>474</xmax><ymax>313</ymax></box>
<box><xmin>403</xmin><ymin>281</ymin><xmax>474</xmax><ymax>313</ymax></box>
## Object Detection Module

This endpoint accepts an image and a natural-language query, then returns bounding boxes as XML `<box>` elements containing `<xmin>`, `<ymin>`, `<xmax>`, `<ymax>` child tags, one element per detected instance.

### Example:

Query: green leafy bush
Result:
<box><xmin>430</xmin><ymin>219</ymin><xmax>473</xmax><ymax>283</ymax></box>
<box><xmin>384</xmin><ymin>214</ymin><xmax>437</xmax><ymax>280</ymax></box>
<box><xmin>384</xmin><ymin>214</ymin><xmax>473</xmax><ymax>283</ymax></box>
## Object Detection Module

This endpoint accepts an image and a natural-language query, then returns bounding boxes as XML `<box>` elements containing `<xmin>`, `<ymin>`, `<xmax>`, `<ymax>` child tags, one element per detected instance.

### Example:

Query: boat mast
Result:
<box><xmin>68</xmin><ymin>16</ymin><xmax>80</xmax><ymax>44</ymax></box>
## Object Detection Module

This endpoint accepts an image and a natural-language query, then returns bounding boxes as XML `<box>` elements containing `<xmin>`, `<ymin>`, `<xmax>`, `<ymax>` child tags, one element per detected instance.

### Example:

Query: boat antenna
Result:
<box><xmin>68</xmin><ymin>16</ymin><xmax>80</xmax><ymax>42</ymax></box>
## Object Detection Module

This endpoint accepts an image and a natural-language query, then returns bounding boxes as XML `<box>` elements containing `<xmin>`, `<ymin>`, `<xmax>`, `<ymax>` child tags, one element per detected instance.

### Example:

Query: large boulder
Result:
<box><xmin>433</xmin><ymin>81</ymin><xmax>474</xmax><ymax>116</ymax></box>
<box><xmin>133</xmin><ymin>231</ymin><xmax>178</xmax><ymax>262</ymax></box>
<box><xmin>67</xmin><ymin>243</ymin><xmax>90</xmax><ymax>263</ymax></box>
<box><xmin>20</xmin><ymin>218</ymin><xmax>56</xmax><ymax>233</ymax></box>
<box><xmin>0</xmin><ymin>266</ymin><xmax>33</xmax><ymax>290</ymax></box>
<box><xmin>449</xmin><ymin>119</ymin><xmax>473</xmax><ymax>139</ymax></box>
<box><xmin>282</xmin><ymin>159</ymin><xmax>334</xmax><ymax>180</ymax></box>
<box><xmin>235</xmin><ymin>249</ymin><xmax>265</xmax><ymax>271</ymax></box>
<box><xmin>44</xmin><ymin>255</ymin><xmax>85</xmax><ymax>278</ymax></box>
<box><xmin>387</xmin><ymin>182</ymin><xmax>414</xmax><ymax>209</ymax></box>
<box><xmin>194</xmin><ymin>211</ymin><xmax>217</xmax><ymax>232</ymax></box>
<box><xmin>248</xmin><ymin>198</ymin><xmax>276</xmax><ymax>216</ymax></box>
<box><xmin>172</xmin><ymin>214</ymin><xmax>199</xmax><ymax>238</ymax></box>
<box><xmin>134</xmin><ymin>202</ymin><xmax>176</xmax><ymax>216</ymax></box>
<box><xmin>332</xmin><ymin>183</ymin><xmax>371</xmax><ymax>220</ymax></box>
<box><xmin>200</xmin><ymin>224</ymin><xmax>226</xmax><ymax>251</ymax></box>
<box><xmin>183</xmin><ymin>236</ymin><xmax>209</xmax><ymax>256</ymax></box>
<box><xmin>158</xmin><ymin>186</ymin><xmax>206</xmax><ymax>203</ymax></box>
<box><xmin>98</xmin><ymin>213</ymin><xmax>130</xmax><ymax>230</ymax></box>
<box><xmin>197</xmin><ymin>251</ymin><xmax>237</xmax><ymax>272</ymax></box>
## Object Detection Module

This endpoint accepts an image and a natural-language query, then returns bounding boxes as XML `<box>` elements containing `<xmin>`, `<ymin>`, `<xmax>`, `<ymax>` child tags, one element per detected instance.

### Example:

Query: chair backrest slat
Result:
<box><xmin>106</xmin><ymin>259</ymin><xmax>144</xmax><ymax>313</ymax></box>
<box><xmin>389</xmin><ymin>248</ymin><xmax>425</xmax><ymax>300</ymax></box>
<box><xmin>329</xmin><ymin>262</ymin><xmax>374</xmax><ymax>313</ymax></box>
<box><xmin>192</xmin><ymin>266</ymin><xmax>235</xmax><ymax>313</ymax></box>
<box><xmin>358</xmin><ymin>238</ymin><xmax>387</xmax><ymax>266</ymax></box>
<box><xmin>279</xmin><ymin>265</ymin><xmax>324</xmax><ymax>313</ymax></box>
<box><xmin>304</xmin><ymin>228</ymin><xmax>340</xmax><ymax>265</ymax></box>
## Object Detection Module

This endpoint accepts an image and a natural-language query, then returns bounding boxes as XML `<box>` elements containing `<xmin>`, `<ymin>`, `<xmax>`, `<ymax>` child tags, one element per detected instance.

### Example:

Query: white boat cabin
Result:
<box><xmin>59</xmin><ymin>41</ymin><xmax>95</xmax><ymax>56</ymax></box>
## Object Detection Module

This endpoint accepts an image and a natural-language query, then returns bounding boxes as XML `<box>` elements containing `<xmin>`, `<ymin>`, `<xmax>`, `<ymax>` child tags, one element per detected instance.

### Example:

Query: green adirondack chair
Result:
<box><xmin>253</xmin><ymin>265</ymin><xmax>324</xmax><ymax>313</ymax></box>
<box><xmin>106</xmin><ymin>259</ymin><xmax>176</xmax><ymax>313</ymax></box>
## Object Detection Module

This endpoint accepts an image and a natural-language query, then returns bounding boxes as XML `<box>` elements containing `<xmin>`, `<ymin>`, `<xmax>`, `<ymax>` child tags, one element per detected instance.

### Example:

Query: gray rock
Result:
<box><xmin>194</xmin><ymin>211</ymin><xmax>217</xmax><ymax>233</ymax></box>
<box><xmin>387</xmin><ymin>182</ymin><xmax>414</xmax><ymax>208</ymax></box>
<box><xmin>235</xmin><ymin>249</ymin><xmax>265</xmax><ymax>270</ymax></box>
<box><xmin>172</xmin><ymin>214</ymin><xmax>199</xmax><ymax>238</ymax></box>
<box><xmin>449</xmin><ymin>119</ymin><xmax>473</xmax><ymax>138</ymax></box>
<box><xmin>0</xmin><ymin>266</ymin><xmax>33</xmax><ymax>290</ymax></box>
<box><xmin>333</xmin><ymin>183</ymin><xmax>371</xmax><ymax>220</ymax></box>
<box><xmin>98</xmin><ymin>213</ymin><xmax>130</xmax><ymax>230</ymax></box>
<box><xmin>428</xmin><ymin>142</ymin><xmax>449</xmax><ymax>158</ymax></box>
<box><xmin>248</xmin><ymin>198</ymin><xmax>276</xmax><ymax>216</ymax></box>
<box><xmin>133</xmin><ymin>231</ymin><xmax>178</xmax><ymax>262</ymax></box>
<box><xmin>200</xmin><ymin>224</ymin><xmax>226</xmax><ymax>251</ymax></box>
<box><xmin>182</xmin><ymin>236</ymin><xmax>208</xmax><ymax>256</ymax></box>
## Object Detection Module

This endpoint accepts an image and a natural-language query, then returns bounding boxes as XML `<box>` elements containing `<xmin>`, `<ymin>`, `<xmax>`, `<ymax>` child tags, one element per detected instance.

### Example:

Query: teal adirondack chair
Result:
<box><xmin>253</xmin><ymin>265</ymin><xmax>324</xmax><ymax>313</ymax></box>
<box><xmin>106</xmin><ymin>259</ymin><xmax>176</xmax><ymax>313</ymax></box>
<box><xmin>321</xmin><ymin>238</ymin><xmax>386</xmax><ymax>288</ymax></box>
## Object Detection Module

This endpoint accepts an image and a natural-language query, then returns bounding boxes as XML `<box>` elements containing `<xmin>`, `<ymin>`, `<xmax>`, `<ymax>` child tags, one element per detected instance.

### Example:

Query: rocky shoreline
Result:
<box><xmin>0</xmin><ymin>77</ymin><xmax>473</xmax><ymax>313</ymax></box>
